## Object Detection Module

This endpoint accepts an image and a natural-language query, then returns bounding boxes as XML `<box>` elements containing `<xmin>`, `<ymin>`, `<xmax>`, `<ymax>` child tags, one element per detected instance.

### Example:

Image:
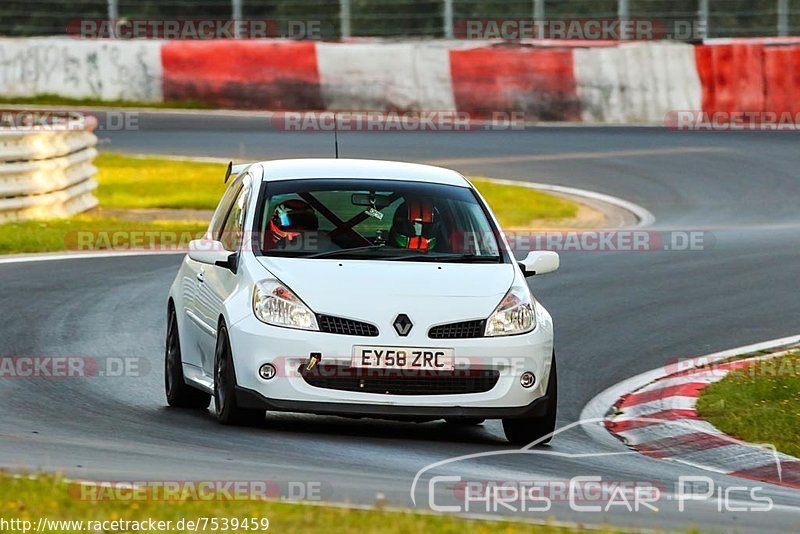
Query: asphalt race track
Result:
<box><xmin>2</xmin><ymin>112</ymin><xmax>800</xmax><ymax>531</ymax></box>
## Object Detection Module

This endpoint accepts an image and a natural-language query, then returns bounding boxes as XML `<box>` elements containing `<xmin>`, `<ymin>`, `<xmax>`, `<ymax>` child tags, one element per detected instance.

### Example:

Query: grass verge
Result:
<box><xmin>470</xmin><ymin>178</ymin><xmax>578</xmax><ymax>226</ymax></box>
<box><xmin>696</xmin><ymin>352</ymin><xmax>800</xmax><ymax>458</ymax></box>
<box><xmin>0</xmin><ymin>473</ymin><xmax>616</xmax><ymax>534</ymax></box>
<box><xmin>94</xmin><ymin>154</ymin><xmax>579</xmax><ymax>223</ymax></box>
<box><xmin>0</xmin><ymin>94</ymin><xmax>212</xmax><ymax>109</ymax></box>
<box><xmin>95</xmin><ymin>153</ymin><xmax>227</xmax><ymax>210</ymax></box>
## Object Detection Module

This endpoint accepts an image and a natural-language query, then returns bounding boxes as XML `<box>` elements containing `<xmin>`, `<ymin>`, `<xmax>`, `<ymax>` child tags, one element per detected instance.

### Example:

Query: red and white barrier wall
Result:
<box><xmin>1</xmin><ymin>37</ymin><xmax>799</xmax><ymax>122</ymax></box>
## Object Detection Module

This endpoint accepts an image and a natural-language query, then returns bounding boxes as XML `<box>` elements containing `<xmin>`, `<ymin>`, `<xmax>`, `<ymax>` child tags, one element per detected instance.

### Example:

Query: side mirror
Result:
<box><xmin>519</xmin><ymin>251</ymin><xmax>559</xmax><ymax>277</ymax></box>
<box><xmin>188</xmin><ymin>239</ymin><xmax>238</xmax><ymax>272</ymax></box>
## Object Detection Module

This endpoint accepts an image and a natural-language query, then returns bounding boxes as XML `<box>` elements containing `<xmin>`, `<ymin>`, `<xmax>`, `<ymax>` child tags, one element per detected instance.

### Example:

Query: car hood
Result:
<box><xmin>255</xmin><ymin>256</ymin><xmax>515</xmax><ymax>325</ymax></box>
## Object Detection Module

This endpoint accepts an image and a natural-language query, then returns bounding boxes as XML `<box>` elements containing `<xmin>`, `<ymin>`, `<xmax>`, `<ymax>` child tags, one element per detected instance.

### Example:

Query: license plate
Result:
<box><xmin>351</xmin><ymin>346</ymin><xmax>455</xmax><ymax>371</ymax></box>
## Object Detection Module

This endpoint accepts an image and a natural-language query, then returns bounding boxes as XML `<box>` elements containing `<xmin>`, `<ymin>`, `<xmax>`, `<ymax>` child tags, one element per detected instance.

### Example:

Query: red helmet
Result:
<box><xmin>390</xmin><ymin>198</ymin><xmax>438</xmax><ymax>251</ymax></box>
<box><xmin>268</xmin><ymin>199</ymin><xmax>318</xmax><ymax>247</ymax></box>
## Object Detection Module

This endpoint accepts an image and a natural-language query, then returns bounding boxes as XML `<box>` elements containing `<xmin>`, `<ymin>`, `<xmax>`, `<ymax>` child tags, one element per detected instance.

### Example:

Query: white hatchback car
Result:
<box><xmin>166</xmin><ymin>159</ymin><xmax>559</xmax><ymax>444</ymax></box>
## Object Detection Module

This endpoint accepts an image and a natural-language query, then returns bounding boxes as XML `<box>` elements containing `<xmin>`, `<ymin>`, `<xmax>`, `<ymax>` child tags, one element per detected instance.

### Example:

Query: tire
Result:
<box><xmin>165</xmin><ymin>306</ymin><xmax>211</xmax><ymax>409</ymax></box>
<box><xmin>444</xmin><ymin>417</ymin><xmax>485</xmax><ymax>426</ymax></box>
<box><xmin>502</xmin><ymin>352</ymin><xmax>558</xmax><ymax>446</ymax></box>
<box><xmin>213</xmin><ymin>323</ymin><xmax>264</xmax><ymax>426</ymax></box>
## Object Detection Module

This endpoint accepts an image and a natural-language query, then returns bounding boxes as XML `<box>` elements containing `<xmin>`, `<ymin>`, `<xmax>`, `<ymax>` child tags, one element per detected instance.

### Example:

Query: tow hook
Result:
<box><xmin>305</xmin><ymin>352</ymin><xmax>322</xmax><ymax>372</ymax></box>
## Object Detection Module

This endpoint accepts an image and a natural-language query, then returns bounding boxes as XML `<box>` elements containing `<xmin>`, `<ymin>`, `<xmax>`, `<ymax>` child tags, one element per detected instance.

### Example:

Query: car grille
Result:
<box><xmin>428</xmin><ymin>319</ymin><xmax>486</xmax><ymax>339</ymax></box>
<box><xmin>299</xmin><ymin>364</ymin><xmax>500</xmax><ymax>395</ymax></box>
<box><xmin>317</xmin><ymin>314</ymin><xmax>379</xmax><ymax>337</ymax></box>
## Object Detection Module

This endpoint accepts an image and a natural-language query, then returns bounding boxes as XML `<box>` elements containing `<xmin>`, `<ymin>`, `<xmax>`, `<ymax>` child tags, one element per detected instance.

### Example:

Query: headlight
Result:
<box><xmin>253</xmin><ymin>279</ymin><xmax>319</xmax><ymax>331</ymax></box>
<box><xmin>484</xmin><ymin>284</ymin><xmax>536</xmax><ymax>336</ymax></box>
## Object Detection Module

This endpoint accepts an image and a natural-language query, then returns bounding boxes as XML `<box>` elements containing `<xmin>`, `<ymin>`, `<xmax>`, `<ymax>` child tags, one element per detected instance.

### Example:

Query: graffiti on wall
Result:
<box><xmin>0</xmin><ymin>38</ymin><xmax>163</xmax><ymax>101</ymax></box>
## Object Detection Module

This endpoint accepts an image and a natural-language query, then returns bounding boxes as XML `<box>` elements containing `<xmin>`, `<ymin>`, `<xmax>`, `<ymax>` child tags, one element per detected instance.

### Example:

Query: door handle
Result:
<box><xmin>196</xmin><ymin>270</ymin><xmax>205</xmax><ymax>283</ymax></box>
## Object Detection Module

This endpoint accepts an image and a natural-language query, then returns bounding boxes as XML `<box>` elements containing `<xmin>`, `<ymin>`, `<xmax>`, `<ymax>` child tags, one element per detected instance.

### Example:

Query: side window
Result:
<box><xmin>210</xmin><ymin>179</ymin><xmax>244</xmax><ymax>240</ymax></box>
<box><xmin>219</xmin><ymin>181</ymin><xmax>251</xmax><ymax>252</ymax></box>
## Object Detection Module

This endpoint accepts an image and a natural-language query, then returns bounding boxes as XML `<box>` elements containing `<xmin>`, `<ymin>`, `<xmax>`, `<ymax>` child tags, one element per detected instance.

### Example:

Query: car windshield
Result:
<box><xmin>255</xmin><ymin>178</ymin><xmax>501</xmax><ymax>262</ymax></box>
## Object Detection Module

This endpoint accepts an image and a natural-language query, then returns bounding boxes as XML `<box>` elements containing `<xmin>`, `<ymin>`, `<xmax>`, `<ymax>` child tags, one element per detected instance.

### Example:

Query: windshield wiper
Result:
<box><xmin>386</xmin><ymin>253</ymin><xmax>502</xmax><ymax>263</ymax></box>
<box><xmin>304</xmin><ymin>244</ymin><xmax>386</xmax><ymax>259</ymax></box>
<box><xmin>304</xmin><ymin>247</ymin><xmax>500</xmax><ymax>263</ymax></box>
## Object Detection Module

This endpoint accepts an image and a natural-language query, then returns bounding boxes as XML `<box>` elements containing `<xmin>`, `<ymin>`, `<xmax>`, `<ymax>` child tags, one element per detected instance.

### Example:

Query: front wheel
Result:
<box><xmin>165</xmin><ymin>306</ymin><xmax>211</xmax><ymax>409</ymax></box>
<box><xmin>502</xmin><ymin>353</ymin><xmax>557</xmax><ymax>445</ymax></box>
<box><xmin>214</xmin><ymin>323</ymin><xmax>264</xmax><ymax>426</ymax></box>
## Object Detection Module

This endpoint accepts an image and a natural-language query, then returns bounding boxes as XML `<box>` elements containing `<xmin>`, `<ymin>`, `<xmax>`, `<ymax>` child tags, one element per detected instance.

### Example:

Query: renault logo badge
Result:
<box><xmin>393</xmin><ymin>314</ymin><xmax>413</xmax><ymax>336</ymax></box>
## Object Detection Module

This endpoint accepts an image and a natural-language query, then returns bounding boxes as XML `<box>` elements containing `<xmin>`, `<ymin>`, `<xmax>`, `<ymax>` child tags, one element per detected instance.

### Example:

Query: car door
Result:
<box><xmin>197</xmin><ymin>174</ymin><xmax>252</xmax><ymax>377</ymax></box>
<box><xmin>184</xmin><ymin>174</ymin><xmax>245</xmax><ymax>371</ymax></box>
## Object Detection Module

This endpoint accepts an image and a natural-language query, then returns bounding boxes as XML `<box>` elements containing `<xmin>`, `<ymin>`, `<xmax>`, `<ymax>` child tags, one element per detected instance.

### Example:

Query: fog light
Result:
<box><xmin>520</xmin><ymin>371</ymin><xmax>536</xmax><ymax>388</ymax></box>
<box><xmin>259</xmin><ymin>363</ymin><xmax>276</xmax><ymax>380</ymax></box>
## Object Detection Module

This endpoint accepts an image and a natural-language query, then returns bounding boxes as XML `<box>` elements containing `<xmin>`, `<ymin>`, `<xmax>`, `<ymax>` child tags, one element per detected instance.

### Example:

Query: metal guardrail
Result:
<box><xmin>0</xmin><ymin>128</ymin><xmax>99</xmax><ymax>222</ymax></box>
<box><xmin>1</xmin><ymin>0</ymin><xmax>798</xmax><ymax>39</ymax></box>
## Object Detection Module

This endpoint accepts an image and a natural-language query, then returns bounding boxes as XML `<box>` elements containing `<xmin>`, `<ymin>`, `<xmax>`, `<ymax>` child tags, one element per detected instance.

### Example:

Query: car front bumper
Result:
<box><xmin>227</xmin><ymin>302</ymin><xmax>554</xmax><ymax>416</ymax></box>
